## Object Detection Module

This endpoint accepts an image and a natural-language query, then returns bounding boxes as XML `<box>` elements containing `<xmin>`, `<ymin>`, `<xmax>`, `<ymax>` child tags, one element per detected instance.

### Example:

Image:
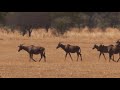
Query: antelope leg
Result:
<box><xmin>111</xmin><ymin>55</ymin><xmax>117</xmax><ymax>62</ymax></box>
<box><xmin>29</xmin><ymin>54</ymin><xmax>31</xmax><ymax>62</ymax></box>
<box><xmin>109</xmin><ymin>53</ymin><xmax>112</xmax><ymax>62</ymax></box>
<box><xmin>43</xmin><ymin>53</ymin><xmax>46</xmax><ymax>62</ymax></box>
<box><xmin>102</xmin><ymin>53</ymin><xmax>106</xmax><ymax>60</ymax></box>
<box><xmin>118</xmin><ymin>53</ymin><xmax>120</xmax><ymax>62</ymax></box>
<box><xmin>65</xmin><ymin>53</ymin><xmax>68</xmax><ymax>60</ymax></box>
<box><xmin>99</xmin><ymin>53</ymin><xmax>102</xmax><ymax>60</ymax></box>
<box><xmin>31</xmin><ymin>54</ymin><xmax>36</xmax><ymax>62</ymax></box>
<box><xmin>80</xmin><ymin>53</ymin><xmax>82</xmax><ymax>61</ymax></box>
<box><xmin>69</xmin><ymin>53</ymin><xmax>73</xmax><ymax>61</ymax></box>
<box><xmin>39</xmin><ymin>53</ymin><xmax>43</xmax><ymax>62</ymax></box>
<box><xmin>77</xmin><ymin>53</ymin><xmax>79</xmax><ymax>61</ymax></box>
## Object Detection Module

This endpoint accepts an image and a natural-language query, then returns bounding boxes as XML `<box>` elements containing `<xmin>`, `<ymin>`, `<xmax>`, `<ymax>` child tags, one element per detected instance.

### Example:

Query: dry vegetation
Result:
<box><xmin>0</xmin><ymin>27</ymin><xmax>120</xmax><ymax>78</ymax></box>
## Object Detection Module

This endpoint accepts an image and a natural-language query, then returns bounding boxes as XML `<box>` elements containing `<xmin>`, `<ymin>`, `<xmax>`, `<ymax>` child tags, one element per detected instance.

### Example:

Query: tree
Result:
<box><xmin>3</xmin><ymin>12</ymin><xmax>120</xmax><ymax>35</ymax></box>
<box><xmin>51</xmin><ymin>16</ymin><xmax>72</xmax><ymax>34</ymax></box>
<box><xmin>0</xmin><ymin>12</ymin><xmax>8</xmax><ymax>24</ymax></box>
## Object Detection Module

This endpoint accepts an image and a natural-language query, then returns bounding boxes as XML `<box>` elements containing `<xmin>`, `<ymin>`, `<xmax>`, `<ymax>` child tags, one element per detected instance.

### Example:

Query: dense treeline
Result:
<box><xmin>50</xmin><ymin>12</ymin><xmax>120</xmax><ymax>31</ymax></box>
<box><xmin>0</xmin><ymin>12</ymin><xmax>8</xmax><ymax>24</ymax></box>
<box><xmin>0</xmin><ymin>12</ymin><xmax>120</xmax><ymax>36</ymax></box>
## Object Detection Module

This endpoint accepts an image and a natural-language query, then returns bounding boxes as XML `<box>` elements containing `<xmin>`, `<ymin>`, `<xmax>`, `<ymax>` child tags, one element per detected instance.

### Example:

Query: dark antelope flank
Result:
<box><xmin>56</xmin><ymin>42</ymin><xmax>82</xmax><ymax>61</ymax></box>
<box><xmin>108</xmin><ymin>40</ymin><xmax>120</xmax><ymax>62</ymax></box>
<box><xmin>92</xmin><ymin>44</ymin><xmax>117</xmax><ymax>62</ymax></box>
<box><xmin>18</xmin><ymin>44</ymin><xmax>46</xmax><ymax>62</ymax></box>
<box><xmin>116</xmin><ymin>39</ymin><xmax>120</xmax><ymax>46</ymax></box>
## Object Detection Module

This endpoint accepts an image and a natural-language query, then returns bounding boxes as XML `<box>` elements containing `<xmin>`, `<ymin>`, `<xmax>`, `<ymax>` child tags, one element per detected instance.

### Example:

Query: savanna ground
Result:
<box><xmin>0</xmin><ymin>27</ymin><xmax>120</xmax><ymax>78</ymax></box>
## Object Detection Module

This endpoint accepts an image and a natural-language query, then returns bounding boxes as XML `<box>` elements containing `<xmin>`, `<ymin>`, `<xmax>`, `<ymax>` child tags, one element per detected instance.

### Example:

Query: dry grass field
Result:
<box><xmin>0</xmin><ymin>27</ymin><xmax>120</xmax><ymax>78</ymax></box>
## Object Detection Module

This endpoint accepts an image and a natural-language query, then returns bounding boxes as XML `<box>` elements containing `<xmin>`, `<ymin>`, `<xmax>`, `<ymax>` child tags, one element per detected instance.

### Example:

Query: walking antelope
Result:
<box><xmin>92</xmin><ymin>44</ymin><xmax>116</xmax><ymax>62</ymax></box>
<box><xmin>56</xmin><ymin>42</ymin><xmax>82</xmax><ymax>61</ymax></box>
<box><xmin>18</xmin><ymin>44</ymin><xmax>46</xmax><ymax>62</ymax></box>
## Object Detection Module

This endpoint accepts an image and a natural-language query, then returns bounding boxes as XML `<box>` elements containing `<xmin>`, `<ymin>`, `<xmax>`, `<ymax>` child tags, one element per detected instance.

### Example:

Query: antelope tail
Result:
<box><xmin>43</xmin><ymin>49</ymin><xmax>46</xmax><ymax>56</ymax></box>
<box><xmin>79</xmin><ymin>47</ymin><xmax>81</xmax><ymax>53</ymax></box>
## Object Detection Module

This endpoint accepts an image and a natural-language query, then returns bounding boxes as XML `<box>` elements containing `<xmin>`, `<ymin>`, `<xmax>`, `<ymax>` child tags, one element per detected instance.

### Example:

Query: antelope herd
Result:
<box><xmin>18</xmin><ymin>39</ymin><xmax>120</xmax><ymax>62</ymax></box>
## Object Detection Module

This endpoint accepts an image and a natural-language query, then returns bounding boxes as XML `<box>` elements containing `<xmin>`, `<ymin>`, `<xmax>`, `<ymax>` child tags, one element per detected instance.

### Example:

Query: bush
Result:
<box><xmin>51</xmin><ymin>16</ymin><xmax>72</xmax><ymax>34</ymax></box>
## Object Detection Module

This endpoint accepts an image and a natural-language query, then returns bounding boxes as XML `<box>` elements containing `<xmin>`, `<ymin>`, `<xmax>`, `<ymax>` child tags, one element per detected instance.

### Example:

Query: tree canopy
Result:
<box><xmin>1</xmin><ymin>12</ymin><xmax>120</xmax><ymax>34</ymax></box>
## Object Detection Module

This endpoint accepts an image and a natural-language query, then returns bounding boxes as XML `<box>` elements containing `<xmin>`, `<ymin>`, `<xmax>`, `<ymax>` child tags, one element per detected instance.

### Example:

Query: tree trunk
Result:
<box><xmin>28</xmin><ymin>29</ymin><xmax>32</xmax><ymax>37</ymax></box>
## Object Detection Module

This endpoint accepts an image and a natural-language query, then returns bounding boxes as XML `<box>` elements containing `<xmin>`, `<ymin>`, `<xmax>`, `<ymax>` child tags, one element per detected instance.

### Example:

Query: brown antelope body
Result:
<box><xmin>56</xmin><ymin>42</ymin><xmax>82</xmax><ymax>61</ymax></box>
<box><xmin>18</xmin><ymin>44</ymin><xmax>46</xmax><ymax>62</ymax></box>
<box><xmin>92</xmin><ymin>44</ymin><xmax>116</xmax><ymax>62</ymax></box>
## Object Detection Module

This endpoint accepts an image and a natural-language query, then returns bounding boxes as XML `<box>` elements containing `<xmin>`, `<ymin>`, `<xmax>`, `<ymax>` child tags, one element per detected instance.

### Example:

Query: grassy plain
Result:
<box><xmin>0</xmin><ymin>27</ymin><xmax>120</xmax><ymax>78</ymax></box>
